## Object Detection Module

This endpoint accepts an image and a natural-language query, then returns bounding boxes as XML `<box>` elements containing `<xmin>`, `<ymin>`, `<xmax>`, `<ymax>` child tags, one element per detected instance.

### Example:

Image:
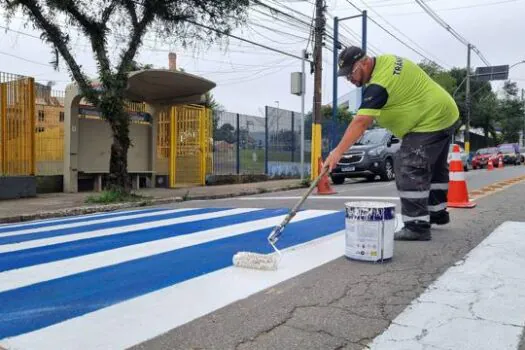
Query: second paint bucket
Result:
<box><xmin>344</xmin><ymin>201</ymin><xmax>396</xmax><ymax>262</ymax></box>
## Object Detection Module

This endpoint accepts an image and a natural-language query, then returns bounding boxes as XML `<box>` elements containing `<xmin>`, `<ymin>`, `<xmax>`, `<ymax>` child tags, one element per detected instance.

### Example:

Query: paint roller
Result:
<box><xmin>232</xmin><ymin>165</ymin><xmax>330</xmax><ymax>271</ymax></box>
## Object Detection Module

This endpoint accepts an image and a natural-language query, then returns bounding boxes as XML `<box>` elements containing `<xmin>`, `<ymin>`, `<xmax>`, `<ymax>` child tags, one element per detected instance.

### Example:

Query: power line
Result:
<box><xmin>344</xmin><ymin>0</ymin><xmax>448</xmax><ymax>68</ymax></box>
<box><xmin>356</xmin><ymin>0</ymin><xmax>450</xmax><ymax>67</ymax></box>
<box><xmin>414</xmin><ymin>0</ymin><xmax>491</xmax><ymax>66</ymax></box>
<box><xmin>185</xmin><ymin>19</ymin><xmax>313</xmax><ymax>62</ymax></box>
<box><xmin>384</xmin><ymin>0</ymin><xmax>524</xmax><ymax>15</ymax></box>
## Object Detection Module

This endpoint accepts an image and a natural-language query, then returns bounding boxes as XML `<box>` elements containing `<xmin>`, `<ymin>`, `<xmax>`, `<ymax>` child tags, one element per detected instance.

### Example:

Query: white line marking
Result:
<box><xmin>0</xmin><ymin>208</ymin><xmax>195</xmax><ymax>237</ymax></box>
<box><xmin>0</xmin><ymin>230</ymin><xmax>348</xmax><ymax>350</ymax></box>
<box><xmin>237</xmin><ymin>196</ymin><xmax>401</xmax><ymax>201</ymax></box>
<box><xmin>0</xmin><ymin>208</ymin><xmax>261</xmax><ymax>254</ymax></box>
<box><xmin>367</xmin><ymin>221</ymin><xmax>525</xmax><ymax>350</ymax></box>
<box><xmin>0</xmin><ymin>208</ymin><xmax>163</xmax><ymax>229</ymax></box>
<box><xmin>0</xmin><ymin>210</ymin><xmax>336</xmax><ymax>293</ymax></box>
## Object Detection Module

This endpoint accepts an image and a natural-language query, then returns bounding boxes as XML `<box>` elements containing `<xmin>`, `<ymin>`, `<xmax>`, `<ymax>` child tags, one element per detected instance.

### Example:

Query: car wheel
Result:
<box><xmin>331</xmin><ymin>175</ymin><xmax>345</xmax><ymax>185</ymax></box>
<box><xmin>380</xmin><ymin>158</ymin><xmax>395</xmax><ymax>181</ymax></box>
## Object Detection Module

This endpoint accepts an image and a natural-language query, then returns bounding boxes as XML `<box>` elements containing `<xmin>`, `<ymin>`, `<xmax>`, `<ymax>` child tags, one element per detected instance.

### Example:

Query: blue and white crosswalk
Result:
<box><xmin>0</xmin><ymin>206</ymin><xmax>352</xmax><ymax>349</ymax></box>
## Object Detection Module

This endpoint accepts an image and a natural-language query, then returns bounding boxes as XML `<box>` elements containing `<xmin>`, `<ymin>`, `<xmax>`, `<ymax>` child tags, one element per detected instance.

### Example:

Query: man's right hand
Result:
<box><xmin>323</xmin><ymin>148</ymin><xmax>344</xmax><ymax>173</ymax></box>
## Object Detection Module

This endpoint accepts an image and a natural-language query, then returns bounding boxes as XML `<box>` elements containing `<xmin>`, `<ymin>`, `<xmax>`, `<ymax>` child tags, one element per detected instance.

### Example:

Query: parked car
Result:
<box><xmin>471</xmin><ymin>147</ymin><xmax>500</xmax><ymax>169</ymax></box>
<box><xmin>330</xmin><ymin>128</ymin><xmax>401</xmax><ymax>184</ymax></box>
<box><xmin>447</xmin><ymin>144</ymin><xmax>472</xmax><ymax>171</ymax></box>
<box><xmin>497</xmin><ymin>143</ymin><xmax>521</xmax><ymax>165</ymax></box>
<box><xmin>520</xmin><ymin>146</ymin><xmax>525</xmax><ymax>164</ymax></box>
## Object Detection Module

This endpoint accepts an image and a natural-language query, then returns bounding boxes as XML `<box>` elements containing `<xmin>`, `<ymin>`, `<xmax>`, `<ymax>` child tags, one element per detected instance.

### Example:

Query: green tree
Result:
<box><xmin>3</xmin><ymin>0</ymin><xmax>249</xmax><ymax>192</ymax></box>
<box><xmin>496</xmin><ymin>81</ymin><xmax>524</xmax><ymax>143</ymax></box>
<box><xmin>418</xmin><ymin>60</ymin><xmax>456</xmax><ymax>94</ymax></box>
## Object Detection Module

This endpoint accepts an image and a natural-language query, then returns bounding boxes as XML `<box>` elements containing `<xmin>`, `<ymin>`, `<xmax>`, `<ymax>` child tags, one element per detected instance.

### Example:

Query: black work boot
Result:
<box><xmin>430</xmin><ymin>210</ymin><xmax>450</xmax><ymax>225</ymax></box>
<box><xmin>394</xmin><ymin>221</ymin><xmax>431</xmax><ymax>241</ymax></box>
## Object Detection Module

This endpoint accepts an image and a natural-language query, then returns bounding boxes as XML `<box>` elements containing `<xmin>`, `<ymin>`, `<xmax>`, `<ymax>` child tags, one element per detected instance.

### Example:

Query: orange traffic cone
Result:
<box><xmin>447</xmin><ymin>144</ymin><xmax>476</xmax><ymax>208</ymax></box>
<box><xmin>316</xmin><ymin>157</ymin><xmax>336</xmax><ymax>195</ymax></box>
<box><xmin>498</xmin><ymin>157</ymin><xmax>504</xmax><ymax>169</ymax></box>
<box><xmin>487</xmin><ymin>159</ymin><xmax>494</xmax><ymax>171</ymax></box>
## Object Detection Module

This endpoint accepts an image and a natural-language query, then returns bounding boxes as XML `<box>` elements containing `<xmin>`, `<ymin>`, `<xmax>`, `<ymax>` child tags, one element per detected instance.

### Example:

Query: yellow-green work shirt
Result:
<box><xmin>357</xmin><ymin>54</ymin><xmax>459</xmax><ymax>138</ymax></box>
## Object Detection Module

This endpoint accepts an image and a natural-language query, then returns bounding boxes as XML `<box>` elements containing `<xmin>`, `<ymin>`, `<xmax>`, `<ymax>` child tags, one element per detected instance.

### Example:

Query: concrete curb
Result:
<box><xmin>0</xmin><ymin>183</ymin><xmax>307</xmax><ymax>224</ymax></box>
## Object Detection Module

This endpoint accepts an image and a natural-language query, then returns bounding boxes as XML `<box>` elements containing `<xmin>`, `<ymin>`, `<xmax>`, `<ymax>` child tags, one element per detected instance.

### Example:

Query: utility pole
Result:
<box><xmin>522</xmin><ymin>88</ymin><xmax>525</xmax><ymax>147</ymax></box>
<box><xmin>311</xmin><ymin>0</ymin><xmax>326</xmax><ymax>180</ymax></box>
<box><xmin>465</xmin><ymin>43</ymin><xmax>472</xmax><ymax>154</ymax></box>
<box><xmin>301</xmin><ymin>49</ymin><xmax>307</xmax><ymax>180</ymax></box>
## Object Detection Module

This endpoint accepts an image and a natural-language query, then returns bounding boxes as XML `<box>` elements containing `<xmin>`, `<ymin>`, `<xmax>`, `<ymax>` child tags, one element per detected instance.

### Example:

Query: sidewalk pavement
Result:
<box><xmin>0</xmin><ymin>179</ymin><xmax>306</xmax><ymax>224</ymax></box>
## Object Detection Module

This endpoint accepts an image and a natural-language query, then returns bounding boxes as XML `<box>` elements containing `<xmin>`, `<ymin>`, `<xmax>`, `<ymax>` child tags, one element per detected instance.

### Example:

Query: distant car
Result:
<box><xmin>447</xmin><ymin>144</ymin><xmax>472</xmax><ymax>171</ymax></box>
<box><xmin>497</xmin><ymin>143</ymin><xmax>521</xmax><ymax>165</ymax></box>
<box><xmin>472</xmin><ymin>147</ymin><xmax>500</xmax><ymax>169</ymax></box>
<box><xmin>330</xmin><ymin>128</ymin><xmax>401</xmax><ymax>184</ymax></box>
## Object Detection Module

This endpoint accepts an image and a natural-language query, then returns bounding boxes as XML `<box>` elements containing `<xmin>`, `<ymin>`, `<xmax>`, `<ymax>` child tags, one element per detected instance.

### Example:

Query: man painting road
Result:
<box><xmin>323</xmin><ymin>46</ymin><xmax>460</xmax><ymax>241</ymax></box>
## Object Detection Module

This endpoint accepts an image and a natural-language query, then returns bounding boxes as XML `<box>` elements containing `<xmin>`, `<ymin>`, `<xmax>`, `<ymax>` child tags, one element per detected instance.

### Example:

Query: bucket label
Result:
<box><xmin>345</xmin><ymin>207</ymin><xmax>395</xmax><ymax>221</ymax></box>
<box><xmin>345</xmin><ymin>216</ymin><xmax>396</xmax><ymax>262</ymax></box>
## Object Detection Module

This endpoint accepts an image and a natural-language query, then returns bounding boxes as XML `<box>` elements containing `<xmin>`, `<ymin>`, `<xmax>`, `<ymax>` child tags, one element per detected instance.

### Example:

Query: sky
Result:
<box><xmin>1</xmin><ymin>0</ymin><xmax>524</xmax><ymax>118</ymax></box>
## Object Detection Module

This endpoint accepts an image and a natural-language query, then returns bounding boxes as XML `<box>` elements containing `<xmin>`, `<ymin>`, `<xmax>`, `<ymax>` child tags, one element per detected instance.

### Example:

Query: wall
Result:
<box><xmin>78</xmin><ymin>118</ymin><xmax>152</xmax><ymax>173</ymax></box>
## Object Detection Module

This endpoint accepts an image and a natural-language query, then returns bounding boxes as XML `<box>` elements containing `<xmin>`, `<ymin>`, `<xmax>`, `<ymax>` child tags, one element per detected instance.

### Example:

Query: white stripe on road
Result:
<box><xmin>367</xmin><ymin>221</ymin><xmax>525</xmax><ymax>350</ymax></box>
<box><xmin>0</xmin><ymin>208</ymin><xmax>162</xmax><ymax>229</ymax></box>
<box><xmin>0</xmin><ymin>210</ymin><xmax>335</xmax><ymax>293</ymax></box>
<box><xmin>0</xmin><ymin>208</ymin><xmax>194</xmax><ymax>237</ymax></box>
<box><xmin>236</xmin><ymin>196</ymin><xmax>401</xmax><ymax>201</ymax></box>
<box><xmin>0</xmin><ymin>230</ymin><xmax>347</xmax><ymax>350</ymax></box>
<box><xmin>0</xmin><ymin>208</ymin><xmax>260</xmax><ymax>254</ymax></box>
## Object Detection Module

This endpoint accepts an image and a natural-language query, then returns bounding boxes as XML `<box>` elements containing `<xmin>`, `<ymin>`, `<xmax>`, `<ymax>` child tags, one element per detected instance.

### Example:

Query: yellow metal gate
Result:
<box><xmin>169</xmin><ymin>105</ymin><xmax>212</xmax><ymax>187</ymax></box>
<box><xmin>0</xmin><ymin>72</ymin><xmax>35</xmax><ymax>175</ymax></box>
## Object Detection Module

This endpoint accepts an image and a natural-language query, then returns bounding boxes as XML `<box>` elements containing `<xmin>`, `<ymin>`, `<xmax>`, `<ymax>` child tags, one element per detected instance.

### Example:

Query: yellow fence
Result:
<box><xmin>35</xmin><ymin>88</ymin><xmax>65</xmax><ymax>175</ymax></box>
<box><xmin>169</xmin><ymin>104</ymin><xmax>212</xmax><ymax>187</ymax></box>
<box><xmin>0</xmin><ymin>72</ymin><xmax>35</xmax><ymax>176</ymax></box>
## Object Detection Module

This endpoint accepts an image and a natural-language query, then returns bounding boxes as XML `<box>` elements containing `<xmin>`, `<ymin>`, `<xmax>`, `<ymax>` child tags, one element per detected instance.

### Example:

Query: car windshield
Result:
<box><xmin>477</xmin><ymin>148</ymin><xmax>497</xmax><ymax>155</ymax></box>
<box><xmin>354</xmin><ymin>130</ymin><xmax>385</xmax><ymax>145</ymax></box>
<box><xmin>499</xmin><ymin>145</ymin><xmax>515</xmax><ymax>153</ymax></box>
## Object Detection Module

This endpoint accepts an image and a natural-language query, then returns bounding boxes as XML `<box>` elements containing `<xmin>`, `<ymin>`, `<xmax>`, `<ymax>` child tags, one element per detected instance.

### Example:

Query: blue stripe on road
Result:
<box><xmin>0</xmin><ymin>208</ymin><xmax>227</xmax><ymax>245</ymax></box>
<box><xmin>0</xmin><ymin>210</ymin><xmax>344</xmax><ymax>339</ymax></box>
<box><xmin>0</xmin><ymin>208</ymin><xmax>289</xmax><ymax>273</ymax></box>
<box><xmin>0</xmin><ymin>208</ymin><xmax>171</xmax><ymax>235</ymax></box>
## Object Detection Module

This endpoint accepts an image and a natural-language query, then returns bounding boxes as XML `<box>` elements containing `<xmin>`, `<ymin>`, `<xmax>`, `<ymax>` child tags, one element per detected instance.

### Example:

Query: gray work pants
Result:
<box><xmin>394</xmin><ymin>121</ymin><xmax>459</xmax><ymax>231</ymax></box>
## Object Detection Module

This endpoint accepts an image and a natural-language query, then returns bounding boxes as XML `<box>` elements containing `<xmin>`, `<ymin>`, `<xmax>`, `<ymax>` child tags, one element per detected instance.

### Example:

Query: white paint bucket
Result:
<box><xmin>344</xmin><ymin>201</ymin><xmax>396</xmax><ymax>262</ymax></box>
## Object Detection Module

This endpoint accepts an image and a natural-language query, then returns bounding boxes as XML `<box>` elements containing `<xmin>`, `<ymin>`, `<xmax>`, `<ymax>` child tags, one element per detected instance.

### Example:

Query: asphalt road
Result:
<box><xmin>174</xmin><ymin>164</ymin><xmax>525</xmax><ymax>212</ymax></box>
<box><xmin>132</xmin><ymin>165</ymin><xmax>525</xmax><ymax>350</ymax></box>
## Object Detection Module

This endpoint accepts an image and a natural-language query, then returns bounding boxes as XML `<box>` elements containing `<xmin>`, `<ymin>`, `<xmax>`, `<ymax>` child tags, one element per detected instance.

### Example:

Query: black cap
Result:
<box><xmin>337</xmin><ymin>46</ymin><xmax>366</xmax><ymax>77</ymax></box>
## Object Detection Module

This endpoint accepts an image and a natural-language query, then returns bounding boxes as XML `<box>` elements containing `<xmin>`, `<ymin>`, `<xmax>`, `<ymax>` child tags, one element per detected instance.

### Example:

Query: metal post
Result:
<box><xmin>265</xmin><ymin>106</ymin><xmax>269</xmax><ymax>175</ymax></box>
<box><xmin>332</xmin><ymin>16</ymin><xmax>339</xmax><ymax>126</ymax></box>
<box><xmin>465</xmin><ymin>43</ymin><xmax>471</xmax><ymax>154</ymax></box>
<box><xmin>522</xmin><ymin>89</ymin><xmax>525</xmax><ymax>147</ymax></box>
<box><xmin>291</xmin><ymin>111</ymin><xmax>295</xmax><ymax>163</ymax></box>
<box><xmin>301</xmin><ymin>49</ymin><xmax>306</xmax><ymax>180</ymax></box>
<box><xmin>361</xmin><ymin>10</ymin><xmax>367</xmax><ymax>101</ymax></box>
<box><xmin>236</xmin><ymin>113</ymin><xmax>240</xmax><ymax>175</ymax></box>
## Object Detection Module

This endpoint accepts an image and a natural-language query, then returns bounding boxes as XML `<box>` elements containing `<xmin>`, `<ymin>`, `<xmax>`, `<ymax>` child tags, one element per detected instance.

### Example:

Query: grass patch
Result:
<box><xmin>85</xmin><ymin>189</ymin><xmax>150</xmax><ymax>204</ymax></box>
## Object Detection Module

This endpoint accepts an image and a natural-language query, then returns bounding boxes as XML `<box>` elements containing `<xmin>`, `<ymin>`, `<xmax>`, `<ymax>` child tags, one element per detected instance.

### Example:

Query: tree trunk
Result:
<box><xmin>108</xmin><ymin>113</ymin><xmax>131</xmax><ymax>192</ymax></box>
<box><xmin>100</xmin><ymin>92</ymin><xmax>131</xmax><ymax>193</ymax></box>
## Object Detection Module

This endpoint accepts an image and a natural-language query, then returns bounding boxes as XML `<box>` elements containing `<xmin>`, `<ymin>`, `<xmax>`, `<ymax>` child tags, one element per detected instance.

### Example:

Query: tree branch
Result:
<box><xmin>54</xmin><ymin>0</ymin><xmax>112</xmax><ymax>80</ymax></box>
<box><xmin>16</xmin><ymin>0</ymin><xmax>98</xmax><ymax>102</ymax></box>
<box><xmin>116</xmin><ymin>0</ymin><xmax>156</xmax><ymax>76</ymax></box>
<box><xmin>122</xmin><ymin>0</ymin><xmax>138</xmax><ymax>27</ymax></box>
<box><xmin>102</xmin><ymin>0</ymin><xmax>118</xmax><ymax>23</ymax></box>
